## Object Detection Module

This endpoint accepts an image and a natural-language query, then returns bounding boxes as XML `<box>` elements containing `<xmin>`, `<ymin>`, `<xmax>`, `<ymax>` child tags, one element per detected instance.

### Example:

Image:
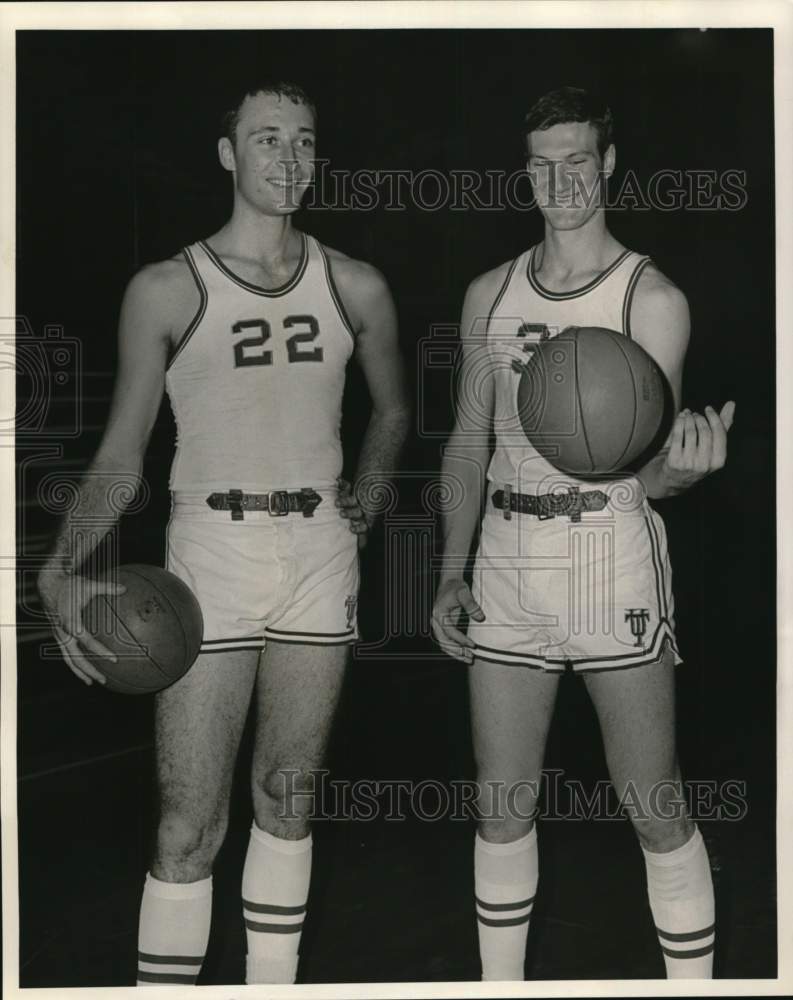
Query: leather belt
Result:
<box><xmin>491</xmin><ymin>486</ymin><xmax>608</xmax><ymax>523</ymax></box>
<box><xmin>205</xmin><ymin>488</ymin><xmax>323</xmax><ymax>521</ymax></box>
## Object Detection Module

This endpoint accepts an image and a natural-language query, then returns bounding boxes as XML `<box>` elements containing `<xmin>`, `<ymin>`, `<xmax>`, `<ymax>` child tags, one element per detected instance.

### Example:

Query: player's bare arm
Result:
<box><xmin>630</xmin><ymin>264</ymin><xmax>736</xmax><ymax>499</ymax></box>
<box><xmin>326</xmin><ymin>249</ymin><xmax>411</xmax><ymax>547</ymax></box>
<box><xmin>37</xmin><ymin>258</ymin><xmax>198</xmax><ymax>684</ymax></box>
<box><xmin>430</xmin><ymin>266</ymin><xmax>508</xmax><ymax>662</ymax></box>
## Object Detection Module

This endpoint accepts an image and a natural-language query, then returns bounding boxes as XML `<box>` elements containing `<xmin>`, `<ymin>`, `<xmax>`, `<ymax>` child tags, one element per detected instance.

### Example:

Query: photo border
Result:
<box><xmin>1</xmin><ymin>2</ymin><xmax>790</xmax><ymax>998</ymax></box>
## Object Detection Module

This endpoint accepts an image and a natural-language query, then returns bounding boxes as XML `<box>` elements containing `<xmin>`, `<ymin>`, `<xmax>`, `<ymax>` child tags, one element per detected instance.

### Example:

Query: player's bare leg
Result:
<box><xmin>583</xmin><ymin>646</ymin><xmax>715</xmax><ymax>977</ymax></box>
<box><xmin>242</xmin><ymin>641</ymin><xmax>348</xmax><ymax>984</ymax></box>
<box><xmin>468</xmin><ymin>661</ymin><xmax>560</xmax><ymax>980</ymax></box>
<box><xmin>137</xmin><ymin>650</ymin><xmax>259</xmax><ymax>985</ymax></box>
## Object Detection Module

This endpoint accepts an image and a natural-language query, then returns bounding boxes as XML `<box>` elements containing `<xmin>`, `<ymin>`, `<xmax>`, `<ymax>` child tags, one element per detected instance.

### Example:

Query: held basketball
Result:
<box><xmin>516</xmin><ymin>326</ymin><xmax>673</xmax><ymax>477</ymax></box>
<box><xmin>83</xmin><ymin>564</ymin><xmax>203</xmax><ymax>694</ymax></box>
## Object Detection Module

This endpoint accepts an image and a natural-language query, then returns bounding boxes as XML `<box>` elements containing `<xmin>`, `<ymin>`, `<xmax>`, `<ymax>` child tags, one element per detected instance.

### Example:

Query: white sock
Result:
<box><xmin>136</xmin><ymin>873</ymin><xmax>212</xmax><ymax>985</ymax></box>
<box><xmin>242</xmin><ymin>823</ymin><xmax>312</xmax><ymax>984</ymax></box>
<box><xmin>642</xmin><ymin>826</ymin><xmax>715</xmax><ymax>978</ymax></box>
<box><xmin>474</xmin><ymin>828</ymin><xmax>538</xmax><ymax>981</ymax></box>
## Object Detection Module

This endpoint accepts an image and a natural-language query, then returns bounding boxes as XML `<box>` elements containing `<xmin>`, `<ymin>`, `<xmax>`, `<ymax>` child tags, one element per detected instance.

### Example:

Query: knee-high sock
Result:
<box><xmin>242</xmin><ymin>823</ymin><xmax>312</xmax><ymax>984</ymax></box>
<box><xmin>136</xmin><ymin>873</ymin><xmax>212</xmax><ymax>986</ymax></box>
<box><xmin>642</xmin><ymin>826</ymin><xmax>715</xmax><ymax>978</ymax></box>
<box><xmin>474</xmin><ymin>828</ymin><xmax>538</xmax><ymax>981</ymax></box>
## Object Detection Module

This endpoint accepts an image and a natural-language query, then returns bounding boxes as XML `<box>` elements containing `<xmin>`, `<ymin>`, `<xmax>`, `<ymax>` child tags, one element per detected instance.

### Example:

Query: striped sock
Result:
<box><xmin>642</xmin><ymin>826</ymin><xmax>715</xmax><ymax>978</ymax></box>
<box><xmin>242</xmin><ymin>823</ymin><xmax>312</xmax><ymax>984</ymax></box>
<box><xmin>474</xmin><ymin>828</ymin><xmax>538</xmax><ymax>981</ymax></box>
<box><xmin>136</xmin><ymin>873</ymin><xmax>211</xmax><ymax>986</ymax></box>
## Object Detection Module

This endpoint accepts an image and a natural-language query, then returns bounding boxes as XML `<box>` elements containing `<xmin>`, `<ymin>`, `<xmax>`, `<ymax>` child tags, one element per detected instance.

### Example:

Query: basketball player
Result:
<box><xmin>431</xmin><ymin>87</ymin><xmax>734</xmax><ymax>980</ymax></box>
<box><xmin>37</xmin><ymin>81</ymin><xmax>410</xmax><ymax>985</ymax></box>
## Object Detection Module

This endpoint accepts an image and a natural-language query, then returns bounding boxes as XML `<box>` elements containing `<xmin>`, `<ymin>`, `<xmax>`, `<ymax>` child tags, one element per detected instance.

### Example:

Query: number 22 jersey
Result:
<box><xmin>165</xmin><ymin>233</ymin><xmax>356</xmax><ymax>492</ymax></box>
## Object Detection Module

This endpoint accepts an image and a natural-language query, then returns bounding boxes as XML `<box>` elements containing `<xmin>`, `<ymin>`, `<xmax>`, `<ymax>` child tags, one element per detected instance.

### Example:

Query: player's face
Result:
<box><xmin>526</xmin><ymin>122</ymin><xmax>614</xmax><ymax>231</ymax></box>
<box><xmin>219</xmin><ymin>92</ymin><xmax>316</xmax><ymax>215</ymax></box>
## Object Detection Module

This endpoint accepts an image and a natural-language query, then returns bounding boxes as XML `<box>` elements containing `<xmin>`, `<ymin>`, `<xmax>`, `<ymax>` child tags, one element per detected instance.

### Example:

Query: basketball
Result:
<box><xmin>83</xmin><ymin>564</ymin><xmax>204</xmax><ymax>694</ymax></box>
<box><xmin>516</xmin><ymin>326</ymin><xmax>673</xmax><ymax>477</ymax></box>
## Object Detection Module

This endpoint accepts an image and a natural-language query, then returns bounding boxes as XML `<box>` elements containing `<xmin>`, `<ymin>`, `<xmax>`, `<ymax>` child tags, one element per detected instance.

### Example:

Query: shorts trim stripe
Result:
<box><xmin>473</xmin><ymin>646</ymin><xmax>566</xmax><ymax>672</ymax></box>
<box><xmin>265</xmin><ymin>627</ymin><xmax>356</xmax><ymax>639</ymax></box>
<box><xmin>199</xmin><ymin>635</ymin><xmax>265</xmax><ymax>655</ymax></box>
<box><xmin>202</xmin><ymin>636</ymin><xmax>265</xmax><ymax>645</ymax></box>
<box><xmin>570</xmin><ymin>630</ymin><xmax>679</xmax><ymax>672</ymax></box>
<box><xmin>198</xmin><ymin>646</ymin><xmax>265</xmax><ymax>654</ymax></box>
<box><xmin>471</xmin><ymin>622</ymin><xmax>678</xmax><ymax>673</ymax></box>
<box><xmin>643</xmin><ymin>512</ymin><xmax>669</xmax><ymax>620</ymax></box>
<box><xmin>264</xmin><ymin>635</ymin><xmax>357</xmax><ymax>647</ymax></box>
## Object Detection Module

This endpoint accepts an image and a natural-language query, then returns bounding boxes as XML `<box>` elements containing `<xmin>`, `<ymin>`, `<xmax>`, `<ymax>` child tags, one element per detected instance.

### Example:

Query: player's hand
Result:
<box><xmin>661</xmin><ymin>401</ymin><xmax>736</xmax><ymax>492</ymax></box>
<box><xmin>37</xmin><ymin>569</ymin><xmax>126</xmax><ymax>686</ymax></box>
<box><xmin>431</xmin><ymin>578</ymin><xmax>485</xmax><ymax>664</ymax></box>
<box><xmin>335</xmin><ymin>478</ymin><xmax>371</xmax><ymax>550</ymax></box>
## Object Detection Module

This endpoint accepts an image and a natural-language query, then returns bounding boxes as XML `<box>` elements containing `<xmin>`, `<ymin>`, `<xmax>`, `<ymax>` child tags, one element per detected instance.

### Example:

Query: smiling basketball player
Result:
<box><xmin>432</xmin><ymin>87</ymin><xmax>734</xmax><ymax>980</ymax></box>
<box><xmin>38</xmin><ymin>81</ymin><xmax>410</xmax><ymax>986</ymax></box>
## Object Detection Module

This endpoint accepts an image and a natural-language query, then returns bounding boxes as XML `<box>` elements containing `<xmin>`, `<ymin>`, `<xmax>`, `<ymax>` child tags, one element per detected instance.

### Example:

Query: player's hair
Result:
<box><xmin>221</xmin><ymin>81</ymin><xmax>317</xmax><ymax>147</ymax></box>
<box><xmin>524</xmin><ymin>87</ymin><xmax>613</xmax><ymax>158</ymax></box>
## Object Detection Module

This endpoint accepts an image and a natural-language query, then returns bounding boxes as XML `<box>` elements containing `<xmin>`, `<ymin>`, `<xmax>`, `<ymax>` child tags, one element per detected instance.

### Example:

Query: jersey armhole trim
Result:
<box><xmin>485</xmin><ymin>256</ymin><xmax>521</xmax><ymax>335</ymax></box>
<box><xmin>622</xmin><ymin>256</ymin><xmax>652</xmax><ymax>339</ymax></box>
<box><xmin>317</xmin><ymin>241</ymin><xmax>357</xmax><ymax>344</ymax></box>
<box><xmin>166</xmin><ymin>247</ymin><xmax>208</xmax><ymax>370</ymax></box>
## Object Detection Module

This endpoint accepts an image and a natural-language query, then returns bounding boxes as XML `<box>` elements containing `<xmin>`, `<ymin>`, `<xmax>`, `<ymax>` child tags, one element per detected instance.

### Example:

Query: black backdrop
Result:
<box><xmin>16</xmin><ymin>28</ymin><xmax>776</xmax><ymax>983</ymax></box>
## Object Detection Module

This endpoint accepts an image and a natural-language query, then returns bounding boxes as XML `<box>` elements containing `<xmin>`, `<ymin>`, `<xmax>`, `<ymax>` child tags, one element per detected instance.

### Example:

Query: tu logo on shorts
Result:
<box><xmin>625</xmin><ymin>608</ymin><xmax>650</xmax><ymax>647</ymax></box>
<box><xmin>345</xmin><ymin>595</ymin><xmax>357</xmax><ymax>630</ymax></box>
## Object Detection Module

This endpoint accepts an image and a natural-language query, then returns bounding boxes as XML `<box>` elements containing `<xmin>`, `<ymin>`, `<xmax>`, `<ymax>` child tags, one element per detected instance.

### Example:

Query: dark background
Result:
<box><xmin>16</xmin><ymin>29</ymin><xmax>775</xmax><ymax>984</ymax></box>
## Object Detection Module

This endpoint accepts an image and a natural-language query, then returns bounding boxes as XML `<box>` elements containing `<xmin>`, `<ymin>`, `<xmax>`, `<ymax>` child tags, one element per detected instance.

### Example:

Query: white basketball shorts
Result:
<box><xmin>467</xmin><ymin>487</ymin><xmax>682</xmax><ymax>672</ymax></box>
<box><xmin>166</xmin><ymin>491</ymin><xmax>359</xmax><ymax>655</ymax></box>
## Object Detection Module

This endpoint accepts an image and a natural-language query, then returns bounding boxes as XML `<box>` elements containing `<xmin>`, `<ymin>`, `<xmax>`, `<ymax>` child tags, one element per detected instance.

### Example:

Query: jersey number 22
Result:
<box><xmin>231</xmin><ymin>315</ymin><xmax>323</xmax><ymax>367</ymax></box>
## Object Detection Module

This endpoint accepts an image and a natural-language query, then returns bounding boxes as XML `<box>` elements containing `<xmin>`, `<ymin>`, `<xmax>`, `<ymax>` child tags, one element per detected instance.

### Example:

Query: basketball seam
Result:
<box><xmin>98</xmin><ymin>597</ymin><xmax>171</xmax><ymax>690</ymax></box>
<box><xmin>610</xmin><ymin>334</ymin><xmax>641</xmax><ymax>470</ymax></box>
<box><xmin>124</xmin><ymin>566</ymin><xmax>193</xmax><ymax>672</ymax></box>
<box><xmin>573</xmin><ymin>338</ymin><xmax>596</xmax><ymax>473</ymax></box>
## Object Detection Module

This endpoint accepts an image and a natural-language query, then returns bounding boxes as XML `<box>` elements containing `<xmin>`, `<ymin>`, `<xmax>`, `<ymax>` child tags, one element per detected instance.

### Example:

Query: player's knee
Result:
<box><xmin>632</xmin><ymin>811</ymin><xmax>694</xmax><ymax>853</ymax></box>
<box><xmin>255</xmin><ymin>765</ymin><xmax>319</xmax><ymax>820</ymax></box>
<box><xmin>156</xmin><ymin>809</ymin><xmax>228</xmax><ymax>867</ymax></box>
<box><xmin>474</xmin><ymin>768</ymin><xmax>541</xmax><ymax>833</ymax></box>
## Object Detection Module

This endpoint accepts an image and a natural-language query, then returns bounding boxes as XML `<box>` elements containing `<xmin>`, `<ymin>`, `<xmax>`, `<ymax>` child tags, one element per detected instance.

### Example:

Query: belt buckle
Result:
<box><xmin>228</xmin><ymin>488</ymin><xmax>245</xmax><ymax>521</ymax></box>
<box><xmin>502</xmin><ymin>484</ymin><xmax>512</xmax><ymax>521</ymax></box>
<box><xmin>565</xmin><ymin>486</ymin><xmax>583</xmax><ymax>523</ymax></box>
<box><xmin>268</xmin><ymin>490</ymin><xmax>290</xmax><ymax>516</ymax></box>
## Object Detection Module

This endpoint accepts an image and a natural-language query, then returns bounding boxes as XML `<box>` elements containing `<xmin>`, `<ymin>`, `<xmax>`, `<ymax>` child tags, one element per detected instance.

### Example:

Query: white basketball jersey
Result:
<box><xmin>165</xmin><ymin>233</ymin><xmax>355</xmax><ymax>492</ymax></box>
<box><xmin>486</xmin><ymin>243</ymin><xmax>652</xmax><ymax>493</ymax></box>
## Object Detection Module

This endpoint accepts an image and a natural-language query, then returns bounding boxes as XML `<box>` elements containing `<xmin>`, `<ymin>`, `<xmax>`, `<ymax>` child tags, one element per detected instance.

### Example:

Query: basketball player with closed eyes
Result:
<box><xmin>432</xmin><ymin>87</ymin><xmax>734</xmax><ymax>981</ymax></box>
